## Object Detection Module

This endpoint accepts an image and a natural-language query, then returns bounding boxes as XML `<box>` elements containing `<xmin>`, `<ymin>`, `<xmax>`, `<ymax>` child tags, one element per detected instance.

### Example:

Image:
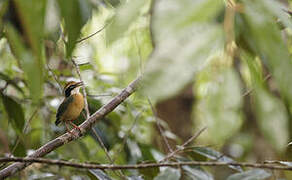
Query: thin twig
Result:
<box><xmin>160</xmin><ymin>127</ymin><xmax>207</xmax><ymax>162</ymax></box>
<box><xmin>46</xmin><ymin>63</ymin><xmax>63</xmax><ymax>94</ymax></box>
<box><xmin>1</xmin><ymin>157</ymin><xmax>292</xmax><ymax>171</ymax></box>
<box><xmin>0</xmin><ymin>76</ymin><xmax>142</xmax><ymax>179</ymax></box>
<box><xmin>147</xmin><ymin>98</ymin><xmax>173</xmax><ymax>153</ymax></box>
<box><xmin>76</xmin><ymin>22</ymin><xmax>111</xmax><ymax>43</ymax></box>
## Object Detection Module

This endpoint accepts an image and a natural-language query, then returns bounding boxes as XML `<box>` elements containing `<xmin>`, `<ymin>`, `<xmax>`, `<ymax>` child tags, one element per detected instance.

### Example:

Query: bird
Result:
<box><xmin>55</xmin><ymin>81</ymin><xmax>85</xmax><ymax>135</ymax></box>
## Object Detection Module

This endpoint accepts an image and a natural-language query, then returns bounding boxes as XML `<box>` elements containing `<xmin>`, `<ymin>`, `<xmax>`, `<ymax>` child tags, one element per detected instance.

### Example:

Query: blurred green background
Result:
<box><xmin>1</xmin><ymin>0</ymin><xmax>292</xmax><ymax>179</ymax></box>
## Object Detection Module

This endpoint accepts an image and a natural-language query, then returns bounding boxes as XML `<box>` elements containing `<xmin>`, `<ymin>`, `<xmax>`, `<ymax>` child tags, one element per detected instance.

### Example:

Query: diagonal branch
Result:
<box><xmin>0</xmin><ymin>76</ymin><xmax>142</xmax><ymax>179</ymax></box>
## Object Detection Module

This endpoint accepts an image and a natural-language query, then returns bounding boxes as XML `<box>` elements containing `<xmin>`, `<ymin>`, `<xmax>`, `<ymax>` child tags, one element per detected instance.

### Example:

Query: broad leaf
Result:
<box><xmin>227</xmin><ymin>169</ymin><xmax>271</xmax><ymax>180</ymax></box>
<box><xmin>154</xmin><ymin>168</ymin><xmax>181</xmax><ymax>180</ymax></box>
<box><xmin>57</xmin><ymin>0</ymin><xmax>91</xmax><ymax>57</ymax></box>
<box><xmin>1</xmin><ymin>93</ymin><xmax>25</xmax><ymax>133</ymax></box>
<box><xmin>106</xmin><ymin>0</ymin><xmax>146</xmax><ymax>45</ymax></box>
<box><xmin>242</xmin><ymin>52</ymin><xmax>289</xmax><ymax>152</ymax></box>
<box><xmin>194</xmin><ymin>64</ymin><xmax>243</xmax><ymax>146</ymax></box>
<box><xmin>182</xmin><ymin>166</ymin><xmax>213</xmax><ymax>180</ymax></box>
<box><xmin>89</xmin><ymin>169</ymin><xmax>112</xmax><ymax>180</ymax></box>
<box><xmin>142</xmin><ymin>0</ymin><xmax>224</xmax><ymax>102</ymax></box>
<box><xmin>12</xmin><ymin>0</ymin><xmax>46</xmax><ymax>103</ymax></box>
<box><xmin>5</xmin><ymin>25</ymin><xmax>43</xmax><ymax>103</ymax></box>
<box><xmin>243</xmin><ymin>0</ymin><xmax>292</xmax><ymax>111</ymax></box>
<box><xmin>191</xmin><ymin>147</ymin><xmax>242</xmax><ymax>172</ymax></box>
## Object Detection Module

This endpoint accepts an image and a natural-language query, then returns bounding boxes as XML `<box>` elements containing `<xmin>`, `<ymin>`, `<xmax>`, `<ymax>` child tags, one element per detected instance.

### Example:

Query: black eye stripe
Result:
<box><xmin>64</xmin><ymin>85</ymin><xmax>76</xmax><ymax>97</ymax></box>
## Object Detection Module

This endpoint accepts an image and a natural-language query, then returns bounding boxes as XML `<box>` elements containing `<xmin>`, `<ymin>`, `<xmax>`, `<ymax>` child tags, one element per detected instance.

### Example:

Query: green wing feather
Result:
<box><xmin>55</xmin><ymin>96</ymin><xmax>74</xmax><ymax>125</ymax></box>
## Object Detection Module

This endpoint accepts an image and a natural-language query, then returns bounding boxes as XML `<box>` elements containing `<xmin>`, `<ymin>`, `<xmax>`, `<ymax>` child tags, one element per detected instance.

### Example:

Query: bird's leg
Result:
<box><xmin>65</xmin><ymin>122</ymin><xmax>75</xmax><ymax>136</ymax></box>
<box><xmin>69</xmin><ymin>121</ymin><xmax>81</xmax><ymax>133</ymax></box>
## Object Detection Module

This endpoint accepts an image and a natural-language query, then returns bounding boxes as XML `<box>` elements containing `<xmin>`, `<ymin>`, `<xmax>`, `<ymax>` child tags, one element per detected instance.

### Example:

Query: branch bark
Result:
<box><xmin>1</xmin><ymin>157</ymin><xmax>292</xmax><ymax>171</ymax></box>
<box><xmin>0</xmin><ymin>76</ymin><xmax>141</xmax><ymax>179</ymax></box>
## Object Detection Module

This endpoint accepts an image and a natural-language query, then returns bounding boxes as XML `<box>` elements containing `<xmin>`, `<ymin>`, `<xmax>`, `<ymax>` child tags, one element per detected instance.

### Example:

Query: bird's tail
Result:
<box><xmin>55</xmin><ymin>118</ymin><xmax>61</xmax><ymax>126</ymax></box>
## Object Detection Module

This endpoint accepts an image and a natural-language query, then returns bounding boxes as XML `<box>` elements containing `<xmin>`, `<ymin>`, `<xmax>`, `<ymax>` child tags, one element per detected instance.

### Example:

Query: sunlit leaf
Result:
<box><xmin>227</xmin><ymin>169</ymin><xmax>271</xmax><ymax>180</ymax></box>
<box><xmin>89</xmin><ymin>169</ymin><xmax>112</xmax><ymax>180</ymax></box>
<box><xmin>142</xmin><ymin>0</ymin><xmax>224</xmax><ymax>102</ymax></box>
<box><xmin>106</xmin><ymin>0</ymin><xmax>146</xmax><ymax>45</ymax></box>
<box><xmin>243</xmin><ymin>0</ymin><xmax>292</xmax><ymax>112</ymax></box>
<box><xmin>1</xmin><ymin>93</ymin><xmax>24</xmax><ymax>133</ymax></box>
<box><xmin>194</xmin><ymin>63</ymin><xmax>243</xmax><ymax>145</ymax></box>
<box><xmin>151</xmin><ymin>0</ymin><xmax>223</xmax><ymax>43</ymax></box>
<box><xmin>242</xmin><ymin>52</ymin><xmax>289</xmax><ymax>152</ymax></box>
<box><xmin>182</xmin><ymin>165</ymin><xmax>213</xmax><ymax>180</ymax></box>
<box><xmin>254</xmin><ymin>89</ymin><xmax>289</xmax><ymax>152</ymax></box>
<box><xmin>154</xmin><ymin>168</ymin><xmax>181</xmax><ymax>180</ymax></box>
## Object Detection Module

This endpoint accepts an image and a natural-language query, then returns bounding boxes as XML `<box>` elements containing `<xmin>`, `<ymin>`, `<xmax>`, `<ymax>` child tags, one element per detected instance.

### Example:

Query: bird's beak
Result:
<box><xmin>76</xmin><ymin>82</ymin><xmax>83</xmax><ymax>87</ymax></box>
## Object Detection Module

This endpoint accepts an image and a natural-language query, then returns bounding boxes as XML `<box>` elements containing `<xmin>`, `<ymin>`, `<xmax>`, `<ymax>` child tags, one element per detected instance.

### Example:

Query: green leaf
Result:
<box><xmin>5</xmin><ymin>25</ymin><xmax>43</xmax><ymax>103</ymax></box>
<box><xmin>142</xmin><ymin>0</ymin><xmax>224</xmax><ymax>102</ymax></box>
<box><xmin>89</xmin><ymin>169</ymin><xmax>112</xmax><ymax>180</ymax></box>
<box><xmin>182</xmin><ymin>165</ymin><xmax>213</xmax><ymax>180</ymax></box>
<box><xmin>12</xmin><ymin>0</ymin><xmax>46</xmax><ymax>103</ymax></box>
<box><xmin>191</xmin><ymin>147</ymin><xmax>242</xmax><ymax>172</ymax></box>
<box><xmin>254</xmin><ymin>88</ymin><xmax>289</xmax><ymax>152</ymax></box>
<box><xmin>57</xmin><ymin>0</ymin><xmax>91</xmax><ymax>57</ymax></box>
<box><xmin>1</xmin><ymin>93</ymin><xmax>25</xmax><ymax>133</ymax></box>
<box><xmin>138</xmin><ymin>144</ymin><xmax>159</xmax><ymax>179</ymax></box>
<box><xmin>12</xmin><ymin>141</ymin><xmax>26</xmax><ymax>157</ymax></box>
<box><xmin>227</xmin><ymin>169</ymin><xmax>271</xmax><ymax>180</ymax></box>
<box><xmin>106</xmin><ymin>0</ymin><xmax>146</xmax><ymax>45</ymax></box>
<box><xmin>154</xmin><ymin>168</ymin><xmax>181</xmax><ymax>180</ymax></box>
<box><xmin>243</xmin><ymin>0</ymin><xmax>292</xmax><ymax>111</ymax></box>
<box><xmin>242</xmin><ymin>52</ymin><xmax>289</xmax><ymax>152</ymax></box>
<box><xmin>13</xmin><ymin>0</ymin><xmax>46</xmax><ymax>57</ymax></box>
<box><xmin>194</xmin><ymin>65</ymin><xmax>243</xmax><ymax>145</ymax></box>
<box><xmin>151</xmin><ymin>0</ymin><xmax>223</xmax><ymax>43</ymax></box>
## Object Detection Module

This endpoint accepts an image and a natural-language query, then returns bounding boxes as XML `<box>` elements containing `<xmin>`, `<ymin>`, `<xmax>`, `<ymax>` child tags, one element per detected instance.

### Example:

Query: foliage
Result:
<box><xmin>0</xmin><ymin>0</ymin><xmax>292</xmax><ymax>179</ymax></box>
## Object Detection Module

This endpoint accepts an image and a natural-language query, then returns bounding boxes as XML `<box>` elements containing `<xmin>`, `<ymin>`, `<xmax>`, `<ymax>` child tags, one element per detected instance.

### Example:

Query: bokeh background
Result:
<box><xmin>1</xmin><ymin>0</ymin><xmax>292</xmax><ymax>179</ymax></box>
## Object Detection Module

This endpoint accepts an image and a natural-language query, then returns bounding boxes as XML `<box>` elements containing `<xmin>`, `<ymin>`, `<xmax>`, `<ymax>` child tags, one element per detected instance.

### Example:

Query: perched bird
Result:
<box><xmin>55</xmin><ymin>81</ymin><xmax>84</xmax><ymax>134</ymax></box>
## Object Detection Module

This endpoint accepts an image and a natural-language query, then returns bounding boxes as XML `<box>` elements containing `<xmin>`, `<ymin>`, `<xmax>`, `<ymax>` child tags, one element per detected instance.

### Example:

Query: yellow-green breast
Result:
<box><xmin>61</xmin><ymin>93</ymin><xmax>84</xmax><ymax>122</ymax></box>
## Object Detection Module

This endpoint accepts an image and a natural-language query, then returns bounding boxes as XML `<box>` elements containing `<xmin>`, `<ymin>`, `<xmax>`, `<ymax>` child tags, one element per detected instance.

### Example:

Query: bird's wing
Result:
<box><xmin>55</xmin><ymin>96</ymin><xmax>74</xmax><ymax>125</ymax></box>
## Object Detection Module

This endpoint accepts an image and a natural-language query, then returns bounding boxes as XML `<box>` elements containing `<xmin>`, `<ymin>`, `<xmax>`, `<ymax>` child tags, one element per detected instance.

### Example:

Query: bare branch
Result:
<box><xmin>0</xmin><ymin>76</ymin><xmax>142</xmax><ymax>179</ymax></box>
<box><xmin>1</xmin><ymin>157</ymin><xmax>292</xmax><ymax>171</ymax></box>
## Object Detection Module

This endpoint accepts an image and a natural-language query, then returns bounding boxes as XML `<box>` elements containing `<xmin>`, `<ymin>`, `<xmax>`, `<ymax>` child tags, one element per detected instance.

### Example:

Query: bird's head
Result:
<box><xmin>64</xmin><ymin>81</ymin><xmax>83</xmax><ymax>97</ymax></box>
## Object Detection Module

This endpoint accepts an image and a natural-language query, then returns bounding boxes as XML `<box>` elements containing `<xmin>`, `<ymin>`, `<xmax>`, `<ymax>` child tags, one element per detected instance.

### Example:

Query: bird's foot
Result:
<box><xmin>69</xmin><ymin>121</ymin><xmax>82</xmax><ymax>135</ymax></box>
